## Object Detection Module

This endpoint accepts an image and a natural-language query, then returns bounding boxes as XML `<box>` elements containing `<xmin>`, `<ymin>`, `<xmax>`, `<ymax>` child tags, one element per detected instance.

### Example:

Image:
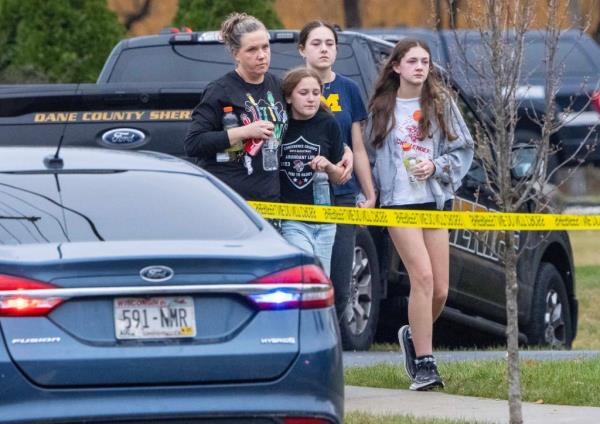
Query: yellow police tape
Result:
<box><xmin>248</xmin><ymin>201</ymin><xmax>600</xmax><ymax>231</ymax></box>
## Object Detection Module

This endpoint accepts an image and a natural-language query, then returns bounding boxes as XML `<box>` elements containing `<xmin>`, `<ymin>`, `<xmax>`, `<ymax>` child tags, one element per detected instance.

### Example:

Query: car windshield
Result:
<box><xmin>0</xmin><ymin>171</ymin><xmax>258</xmax><ymax>245</ymax></box>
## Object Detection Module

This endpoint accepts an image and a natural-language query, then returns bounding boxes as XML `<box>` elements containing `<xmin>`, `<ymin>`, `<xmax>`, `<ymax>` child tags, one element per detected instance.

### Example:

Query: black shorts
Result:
<box><xmin>381</xmin><ymin>200</ymin><xmax>453</xmax><ymax>211</ymax></box>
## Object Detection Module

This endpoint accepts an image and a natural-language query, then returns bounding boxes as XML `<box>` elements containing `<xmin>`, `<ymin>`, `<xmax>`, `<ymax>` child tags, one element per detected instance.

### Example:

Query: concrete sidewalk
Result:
<box><xmin>345</xmin><ymin>385</ymin><xmax>600</xmax><ymax>423</ymax></box>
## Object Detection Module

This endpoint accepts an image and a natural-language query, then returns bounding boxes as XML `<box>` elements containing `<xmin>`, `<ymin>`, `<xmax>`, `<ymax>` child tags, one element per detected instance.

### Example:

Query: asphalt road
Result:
<box><xmin>343</xmin><ymin>349</ymin><xmax>600</xmax><ymax>368</ymax></box>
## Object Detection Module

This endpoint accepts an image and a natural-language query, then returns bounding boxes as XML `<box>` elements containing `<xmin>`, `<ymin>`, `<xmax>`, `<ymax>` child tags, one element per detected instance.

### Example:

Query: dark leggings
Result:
<box><xmin>330</xmin><ymin>193</ymin><xmax>357</xmax><ymax>320</ymax></box>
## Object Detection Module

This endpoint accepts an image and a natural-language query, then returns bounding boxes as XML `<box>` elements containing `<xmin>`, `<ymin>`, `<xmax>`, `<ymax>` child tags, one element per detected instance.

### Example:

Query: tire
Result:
<box><xmin>339</xmin><ymin>228</ymin><xmax>381</xmax><ymax>351</ymax></box>
<box><xmin>525</xmin><ymin>263</ymin><xmax>573</xmax><ymax>349</ymax></box>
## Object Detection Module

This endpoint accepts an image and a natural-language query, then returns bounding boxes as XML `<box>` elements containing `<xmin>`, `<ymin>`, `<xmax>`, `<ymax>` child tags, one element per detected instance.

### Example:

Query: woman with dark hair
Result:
<box><xmin>368</xmin><ymin>38</ymin><xmax>473</xmax><ymax>390</ymax></box>
<box><xmin>278</xmin><ymin>67</ymin><xmax>345</xmax><ymax>275</ymax></box>
<box><xmin>184</xmin><ymin>13</ymin><xmax>287</xmax><ymax>202</ymax></box>
<box><xmin>298</xmin><ymin>21</ymin><xmax>376</xmax><ymax>343</ymax></box>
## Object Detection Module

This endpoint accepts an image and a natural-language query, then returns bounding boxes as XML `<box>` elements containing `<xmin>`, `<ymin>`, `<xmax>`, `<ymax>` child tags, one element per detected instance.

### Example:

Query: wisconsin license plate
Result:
<box><xmin>114</xmin><ymin>296</ymin><xmax>196</xmax><ymax>340</ymax></box>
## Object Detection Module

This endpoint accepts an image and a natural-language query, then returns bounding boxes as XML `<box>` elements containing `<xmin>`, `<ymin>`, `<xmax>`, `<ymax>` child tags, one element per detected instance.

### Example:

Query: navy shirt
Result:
<box><xmin>321</xmin><ymin>73</ymin><xmax>368</xmax><ymax>196</ymax></box>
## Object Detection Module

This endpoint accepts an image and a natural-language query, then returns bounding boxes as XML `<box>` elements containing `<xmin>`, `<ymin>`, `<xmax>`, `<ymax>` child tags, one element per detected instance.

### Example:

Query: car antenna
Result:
<box><xmin>44</xmin><ymin>111</ymin><xmax>69</xmax><ymax>169</ymax></box>
<box><xmin>44</xmin><ymin>134</ymin><xmax>65</xmax><ymax>169</ymax></box>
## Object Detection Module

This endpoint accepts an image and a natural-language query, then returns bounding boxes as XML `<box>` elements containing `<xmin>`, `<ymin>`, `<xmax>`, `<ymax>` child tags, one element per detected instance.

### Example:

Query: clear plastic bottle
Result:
<box><xmin>262</xmin><ymin>136</ymin><xmax>279</xmax><ymax>171</ymax></box>
<box><xmin>216</xmin><ymin>106</ymin><xmax>242</xmax><ymax>162</ymax></box>
<box><xmin>313</xmin><ymin>171</ymin><xmax>331</xmax><ymax>206</ymax></box>
<box><xmin>401</xmin><ymin>143</ymin><xmax>419</xmax><ymax>184</ymax></box>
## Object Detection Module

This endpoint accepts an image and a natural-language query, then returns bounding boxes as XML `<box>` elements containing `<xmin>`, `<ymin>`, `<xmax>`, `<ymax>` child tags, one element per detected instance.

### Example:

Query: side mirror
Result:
<box><xmin>511</xmin><ymin>144</ymin><xmax>536</xmax><ymax>179</ymax></box>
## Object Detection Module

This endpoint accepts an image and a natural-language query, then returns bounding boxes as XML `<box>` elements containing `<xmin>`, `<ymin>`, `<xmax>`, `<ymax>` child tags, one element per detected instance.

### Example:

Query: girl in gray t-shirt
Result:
<box><xmin>367</xmin><ymin>38</ymin><xmax>474</xmax><ymax>392</ymax></box>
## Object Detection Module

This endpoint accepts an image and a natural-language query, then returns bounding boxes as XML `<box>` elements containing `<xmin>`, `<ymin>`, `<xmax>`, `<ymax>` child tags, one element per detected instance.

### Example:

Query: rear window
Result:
<box><xmin>451</xmin><ymin>38</ymin><xmax>597</xmax><ymax>80</ymax></box>
<box><xmin>107</xmin><ymin>42</ymin><xmax>361</xmax><ymax>84</ymax></box>
<box><xmin>522</xmin><ymin>40</ymin><xmax>596</xmax><ymax>77</ymax></box>
<box><xmin>0</xmin><ymin>171</ymin><xmax>258</xmax><ymax>245</ymax></box>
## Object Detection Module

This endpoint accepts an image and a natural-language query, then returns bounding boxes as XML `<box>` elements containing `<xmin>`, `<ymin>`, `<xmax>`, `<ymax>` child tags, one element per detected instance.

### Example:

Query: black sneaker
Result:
<box><xmin>409</xmin><ymin>357</ymin><xmax>444</xmax><ymax>391</ymax></box>
<box><xmin>398</xmin><ymin>325</ymin><xmax>417</xmax><ymax>380</ymax></box>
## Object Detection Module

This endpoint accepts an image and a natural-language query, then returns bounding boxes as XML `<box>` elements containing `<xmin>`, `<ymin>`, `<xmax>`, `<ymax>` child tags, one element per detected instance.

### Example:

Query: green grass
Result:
<box><xmin>345</xmin><ymin>356</ymin><xmax>600</xmax><ymax>406</ymax></box>
<box><xmin>569</xmin><ymin>231</ymin><xmax>600</xmax><ymax>267</ymax></box>
<box><xmin>346</xmin><ymin>412</ymin><xmax>489</xmax><ymax>424</ymax></box>
<box><xmin>573</xmin><ymin>265</ymin><xmax>600</xmax><ymax>349</ymax></box>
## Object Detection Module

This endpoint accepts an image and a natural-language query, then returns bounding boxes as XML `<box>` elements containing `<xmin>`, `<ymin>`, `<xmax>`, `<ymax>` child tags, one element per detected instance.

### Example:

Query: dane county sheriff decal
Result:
<box><xmin>280</xmin><ymin>136</ymin><xmax>320</xmax><ymax>189</ymax></box>
<box><xmin>32</xmin><ymin>110</ymin><xmax>192</xmax><ymax>123</ymax></box>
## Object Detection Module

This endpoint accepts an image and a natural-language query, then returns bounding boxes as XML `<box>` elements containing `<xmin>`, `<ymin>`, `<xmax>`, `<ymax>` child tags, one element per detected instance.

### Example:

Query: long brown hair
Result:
<box><xmin>368</xmin><ymin>38</ymin><xmax>457</xmax><ymax>149</ymax></box>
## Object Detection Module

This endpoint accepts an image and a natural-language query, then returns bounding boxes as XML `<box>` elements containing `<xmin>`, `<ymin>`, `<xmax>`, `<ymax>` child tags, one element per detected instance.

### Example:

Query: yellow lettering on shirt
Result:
<box><xmin>321</xmin><ymin>94</ymin><xmax>342</xmax><ymax>112</ymax></box>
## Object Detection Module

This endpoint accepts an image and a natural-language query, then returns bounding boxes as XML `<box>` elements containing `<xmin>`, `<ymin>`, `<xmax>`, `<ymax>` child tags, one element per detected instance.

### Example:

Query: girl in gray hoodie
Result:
<box><xmin>367</xmin><ymin>38</ymin><xmax>474</xmax><ymax>391</ymax></box>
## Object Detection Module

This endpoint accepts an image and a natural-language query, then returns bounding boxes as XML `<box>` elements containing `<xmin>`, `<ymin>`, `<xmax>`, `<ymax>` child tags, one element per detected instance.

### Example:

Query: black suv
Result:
<box><xmin>0</xmin><ymin>30</ymin><xmax>578</xmax><ymax>351</ymax></box>
<box><xmin>356</xmin><ymin>27</ymin><xmax>600</xmax><ymax>168</ymax></box>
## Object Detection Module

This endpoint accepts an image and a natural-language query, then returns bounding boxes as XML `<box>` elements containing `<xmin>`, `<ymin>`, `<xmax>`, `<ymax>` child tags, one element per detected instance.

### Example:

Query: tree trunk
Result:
<box><xmin>434</xmin><ymin>0</ymin><xmax>443</xmax><ymax>30</ymax></box>
<box><xmin>448</xmin><ymin>0</ymin><xmax>460</xmax><ymax>29</ymax></box>
<box><xmin>567</xmin><ymin>0</ymin><xmax>582</xmax><ymax>29</ymax></box>
<box><xmin>125</xmin><ymin>0</ymin><xmax>153</xmax><ymax>31</ymax></box>
<box><xmin>505</xmin><ymin>229</ymin><xmax>523</xmax><ymax>424</ymax></box>
<box><xmin>343</xmin><ymin>0</ymin><xmax>361</xmax><ymax>29</ymax></box>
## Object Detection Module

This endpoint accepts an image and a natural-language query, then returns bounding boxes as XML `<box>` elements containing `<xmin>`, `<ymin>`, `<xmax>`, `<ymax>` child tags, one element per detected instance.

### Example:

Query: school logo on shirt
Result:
<box><xmin>280</xmin><ymin>136</ymin><xmax>321</xmax><ymax>189</ymax></box>
<box><xmin>321</xmin><ymin>94</ymin><xmax>342</xmax><ymax>112</ymax></box>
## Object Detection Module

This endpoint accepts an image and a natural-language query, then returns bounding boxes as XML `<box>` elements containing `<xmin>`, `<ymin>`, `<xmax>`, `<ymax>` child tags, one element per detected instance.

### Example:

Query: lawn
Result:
<box><xmin>572</xmin><ymin>265</ymin><xmax>600</xmax><ymax>349</ymax></box>
<box><xmin>567</xmin><ymin>229</ymin><xmax>599</xmax><ymax>349</ymax></box>
<box><xmin>346</xmin><ymin>412</ymin><xmax>489</xmax><ymax>424</ymax></box>
<box><xmin>345</xmin><ymin>356</ymin><xmax>600</xmax><ymax>407</ymax></box>
<box><xmin>569</xmin><ymin>230</ymin><xmax>599</xmax><ymax>267</ymax></box>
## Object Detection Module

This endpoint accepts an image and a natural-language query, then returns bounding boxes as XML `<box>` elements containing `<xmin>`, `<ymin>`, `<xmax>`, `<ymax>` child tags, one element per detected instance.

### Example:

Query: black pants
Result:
<box><xmin>330</xmin><ymin>193</ymin><xmax>357</xmax><ymax>320</ymax></box>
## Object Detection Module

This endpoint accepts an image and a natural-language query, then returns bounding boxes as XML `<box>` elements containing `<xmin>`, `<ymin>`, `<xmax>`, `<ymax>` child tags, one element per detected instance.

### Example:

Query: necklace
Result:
<box><xmin>323</xmin><ymin>72</ymin><xmax>335</xmax><ymax>92</ymax></box>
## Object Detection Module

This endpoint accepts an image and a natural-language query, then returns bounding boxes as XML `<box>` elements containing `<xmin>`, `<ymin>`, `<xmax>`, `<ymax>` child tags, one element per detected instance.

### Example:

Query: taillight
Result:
<box><xmin>249</xmin><ymin>265</ymin><xmax>334</xmax><ymax>310</ymax></box>
<box><xmin>0</xmin><ymin>275</ymin><xmax>63</xmax><ymax>316</ymax></box>
<box><xmin>592</xmin><ymin>91</ymin><xmax>600</xmax><ymax>114</ymax></box>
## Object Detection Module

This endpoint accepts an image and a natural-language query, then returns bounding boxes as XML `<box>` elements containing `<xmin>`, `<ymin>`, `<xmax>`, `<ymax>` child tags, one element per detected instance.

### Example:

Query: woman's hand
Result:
<box><xmin>411</xmin><ymin>159</ymin><xmax>436</xmax><ymax>180</ymax></box>
<box><xmin>227</xmin><ymin>120</ymin><xmax>273</xmax><ymax>145</ymax></box>
<box><xmin>244</xmin><ymin>120</ymin><xmax>274</xmax><ymax>139</ymax></box>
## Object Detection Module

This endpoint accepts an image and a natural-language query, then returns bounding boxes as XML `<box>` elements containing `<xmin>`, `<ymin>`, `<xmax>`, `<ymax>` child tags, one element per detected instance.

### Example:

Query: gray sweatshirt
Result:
<box><xmin>368</xmin><ymin>96</ymin><xmax>474</xmax><ymax>210</ymax></box>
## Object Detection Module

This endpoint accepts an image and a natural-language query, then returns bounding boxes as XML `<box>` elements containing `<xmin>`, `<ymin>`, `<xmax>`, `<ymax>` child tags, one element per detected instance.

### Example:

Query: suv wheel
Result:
<box><xmin>340</xmin><ymin>228</ymin><xmax>381</xmax><ymax>351</ymax></box>
<box><xmin>526</xmin><ymin>263</ymin><xmax>573</xmax><ymax>349</ymax></box>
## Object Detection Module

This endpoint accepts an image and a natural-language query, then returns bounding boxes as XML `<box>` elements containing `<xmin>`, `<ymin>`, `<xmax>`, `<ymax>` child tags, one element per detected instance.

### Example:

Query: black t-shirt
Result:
<box><xmin>279</xmin><ymin>109</ymin><xmax>344</xmax><ymax>205</ymax></box>
<box><xmin>184</xmin><ymin>71</ymin><xmax>288</xmax><ymax>201</ymax></box>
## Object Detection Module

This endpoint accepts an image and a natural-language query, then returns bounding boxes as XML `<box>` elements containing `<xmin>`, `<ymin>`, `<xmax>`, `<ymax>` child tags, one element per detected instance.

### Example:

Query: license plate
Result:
<box><xmin>114</xmin><ymin>296</ymin><xmax>196</xmax><ymax>340</ymax></box>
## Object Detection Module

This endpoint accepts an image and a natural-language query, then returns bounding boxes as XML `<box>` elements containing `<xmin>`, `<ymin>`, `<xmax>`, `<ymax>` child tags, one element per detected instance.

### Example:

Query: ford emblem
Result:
<box><xmin>140</xmin><ymin>265</ymin><xmax>174</xmax><ymax>282</ymax></box>
<box><xmin>100</xmin><ymin>128</ymin><xmax>147</xmax><ymax>149</ymax></box>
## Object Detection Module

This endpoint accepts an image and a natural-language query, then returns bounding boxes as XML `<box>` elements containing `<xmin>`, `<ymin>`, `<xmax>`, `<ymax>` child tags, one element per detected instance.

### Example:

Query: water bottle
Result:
<box><xmin>401</xmin><ymin>143</ymin><xmax>419</xmax><ymax>184</ymax></box>
<box><xmin>262</xmin><ymin>136</ymin><xmax>279</xmax><ymax>171</ymax></box>
<box><xmin>313</xmin><ymin>171</ymin><xmax>331</xmax><ymax>206</ymax></box>
<box><xmin>216</xmin><ymin>106</ymin><xmax>242</xmax><ymax>162</ymax></box>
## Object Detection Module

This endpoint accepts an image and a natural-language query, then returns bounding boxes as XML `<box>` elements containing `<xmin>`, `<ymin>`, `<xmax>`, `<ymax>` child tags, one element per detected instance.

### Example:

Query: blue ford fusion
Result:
<box><xmin>0</xmin><ymin>147</ymin><xmax>343</xmax><ymax>424</ymax></box>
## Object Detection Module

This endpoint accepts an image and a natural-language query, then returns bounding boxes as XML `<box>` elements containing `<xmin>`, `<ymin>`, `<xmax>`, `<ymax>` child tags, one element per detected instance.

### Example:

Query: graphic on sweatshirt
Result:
<box><xmin>243</xmin><ymin>92</ymin><xmax>288</xmax><ymax>140</ymax></box>
<box><xmin>280</xmin><ymin>136</ymin><xmax>320</xmax><ymax>189</ymax></box>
